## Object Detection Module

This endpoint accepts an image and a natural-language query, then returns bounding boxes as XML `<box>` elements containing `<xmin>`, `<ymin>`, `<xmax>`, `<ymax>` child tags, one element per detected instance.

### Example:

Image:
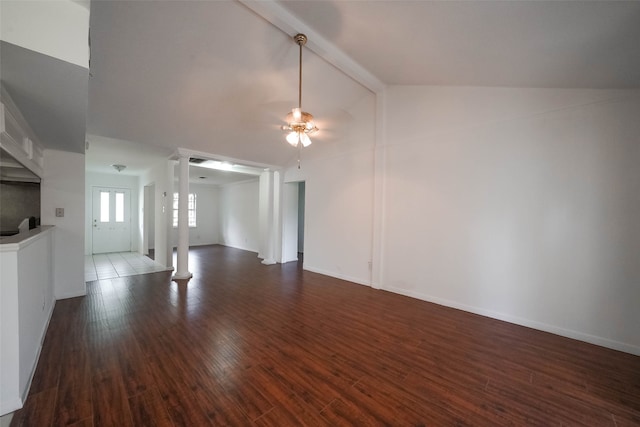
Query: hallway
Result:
<box><xmin>84</xmin><ymin>252</ymin><xmax>170</xmax><ymax>282</ymax></box>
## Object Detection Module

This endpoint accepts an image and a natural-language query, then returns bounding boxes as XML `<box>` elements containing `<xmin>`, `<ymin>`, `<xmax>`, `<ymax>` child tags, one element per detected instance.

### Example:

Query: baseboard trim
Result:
<box><xmin>218</xmin><ymin>243</ymin><xmax>259</xmax><ymax>254</ymax></box>
<box><xmin>0</xmin><ymin>411</ymin><xmax>14</xmax><ymax>426</ymax></box>
<box><xmin>303</xmin><ymin>265</ymin><xmax>370</xmax><ymax>287</ymax></box>
<box><xmin>19</xmin><ymin>299</ymin><xmax>56</xmax><ymax>408</ymax></box>
<box><xmin>0</xmin><ymin>398</ymin><xmax>22</xmax><ymax>418</ymax></box>
<box><xmin>55</xmin><ymin>289</ymin><xmax>86</xmax><ymax>300</ymax></box>
<box><xmin>384</xmin><ymin>285</ymin><xmax>640</xmax><ymax>356</ymax></box>
<box><xmin>2</xmin><ymin>299</ymin><xmax>56</xmax><ymax>416</ymax></box>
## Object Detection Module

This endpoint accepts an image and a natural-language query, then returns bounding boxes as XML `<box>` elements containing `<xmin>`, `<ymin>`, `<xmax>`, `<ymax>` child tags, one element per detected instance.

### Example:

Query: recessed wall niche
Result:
<box><xmin>0</xmin><ymin>148</ymin><xmax>41</xmax><ymax>233</ymax></box>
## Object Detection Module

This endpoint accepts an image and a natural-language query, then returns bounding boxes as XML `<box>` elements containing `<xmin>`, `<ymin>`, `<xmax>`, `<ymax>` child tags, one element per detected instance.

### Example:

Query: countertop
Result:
<box><xmin>0</xmin><ymin>225</ymin><xmax>54</xmax><ymax>252</ymax></box>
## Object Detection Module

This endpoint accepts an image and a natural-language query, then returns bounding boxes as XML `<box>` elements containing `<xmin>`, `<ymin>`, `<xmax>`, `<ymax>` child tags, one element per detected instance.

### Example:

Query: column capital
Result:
<box><xmin>174</xmin><ymin>147</ymin><xmax>194</xmax><ymax>160</ymax></box>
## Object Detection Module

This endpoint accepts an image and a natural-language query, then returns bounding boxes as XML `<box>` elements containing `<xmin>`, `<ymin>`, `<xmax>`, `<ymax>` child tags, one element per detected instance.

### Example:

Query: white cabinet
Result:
<box><xmin>0</xmin><ymin>87</ymin><xmax>44</xmax><ymax>178</ymax></box>
<box><xmin>0</xmin><ymin>227</ymin><xmax>55</xmax><ymax>415</ymax></box>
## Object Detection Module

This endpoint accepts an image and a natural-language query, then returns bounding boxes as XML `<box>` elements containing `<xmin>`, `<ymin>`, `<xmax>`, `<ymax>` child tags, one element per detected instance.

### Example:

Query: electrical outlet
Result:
<box><xmin>55</xmin><ymin>208</ymin><xmax>64</xmax><ymax>217</ymax></box>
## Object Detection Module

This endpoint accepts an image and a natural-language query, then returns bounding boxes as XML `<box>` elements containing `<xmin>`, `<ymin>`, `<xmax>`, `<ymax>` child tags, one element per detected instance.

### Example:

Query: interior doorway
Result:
<box><xmin>92</xmin><ymin>187</ymin><xmax>131</xmax><ymax>254</ymax></box>
<box><xmin>282</xmin><ymin>181</ymin><xmax>305</xmax><ymax>263</ymax></box>
<box><xmin>297</xmin><ymin>181</ymin><xmax>305</xmax><ymax>256</ymax></box>
<box><xmin>143</xmin><ymin>184</ymin><xmax>155</xmax><ymax>256</ymax></box>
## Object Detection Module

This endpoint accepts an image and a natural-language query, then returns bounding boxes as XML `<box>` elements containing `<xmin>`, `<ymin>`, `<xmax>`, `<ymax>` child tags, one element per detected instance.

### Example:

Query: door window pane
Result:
<box><xmin>100</xmin><ymin>191</ymin><xmax>110</xmax><ymax>222</ymax></box>
<box><xmin>173</xmin><ymin>193</ymin><xmax>179</xmax><ymax>227</ymax></box>
<box><xmin>115</xmin><ymin>192</ymin><xmax>124</xmax><ymax>222</ymax></box>
<box><xmin>188</xmin><ymin>193</ymin><xmax>197</xmax><ymax>227</ymax></box>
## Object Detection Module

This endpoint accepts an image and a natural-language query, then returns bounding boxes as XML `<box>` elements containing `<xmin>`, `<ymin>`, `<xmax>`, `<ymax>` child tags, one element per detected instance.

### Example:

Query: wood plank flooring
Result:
<box><xmin>10</xmin><ymin>245</ymin><xmax>640</xmax><ymax>426</ymax></box>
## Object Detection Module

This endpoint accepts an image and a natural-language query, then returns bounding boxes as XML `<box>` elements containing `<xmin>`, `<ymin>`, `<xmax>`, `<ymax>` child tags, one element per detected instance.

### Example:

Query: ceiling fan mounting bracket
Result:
<box><xmin>294</xmin><ymin>33</ymin><xmax>307</xmax><ymax>46</ymax></box>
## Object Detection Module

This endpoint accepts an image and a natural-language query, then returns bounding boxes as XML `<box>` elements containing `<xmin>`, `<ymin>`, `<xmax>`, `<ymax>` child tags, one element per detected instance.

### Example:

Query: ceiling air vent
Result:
<box><xmin>189</xmin><ymin>157</ymin><xmax>206</xmax><ymax>164</ymax></box>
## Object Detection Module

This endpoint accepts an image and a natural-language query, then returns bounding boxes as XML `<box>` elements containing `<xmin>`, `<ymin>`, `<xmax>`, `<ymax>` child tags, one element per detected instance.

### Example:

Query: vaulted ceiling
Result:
<box><xmin>86</xmin><ymin>0</ymin><xmax>376</xmax><ymax>173</ymax></box>
<box><xmin>280</xmin><ymin>0</ymin><xmax>640</xmax><ymax>88</ymax></box>
<box><xmin>5</xmin><ymin>1</ymin><xmax>640</xmax><ymax>176</ymax></box>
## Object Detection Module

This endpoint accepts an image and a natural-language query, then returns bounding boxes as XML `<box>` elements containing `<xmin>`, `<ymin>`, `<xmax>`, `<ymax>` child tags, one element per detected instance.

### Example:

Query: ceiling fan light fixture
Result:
<box><xmin>286</xmin><ymin>131</ymin><xmax>299</xmax><ymax>146</ymax></box>
<box><xmin>283</xmin><ymin>33</ymin><xmax>318</xmax><ymax>157</ymax></box>
<box><xmin>292</xmin><ymin>107</ymin><xmax>302</xmax><ymax>121</ymax></box>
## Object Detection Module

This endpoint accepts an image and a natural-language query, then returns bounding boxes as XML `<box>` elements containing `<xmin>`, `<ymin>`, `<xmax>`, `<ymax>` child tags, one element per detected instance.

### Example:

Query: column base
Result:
<box><xmin>261</xmin><ymin>259</ymin><xmax>276</xmax><ymax>265</ymax></box>
<box><xmin>172</xmin><ymin>271</ymin><xmax>193</xmax><ymax>280</ymax></box>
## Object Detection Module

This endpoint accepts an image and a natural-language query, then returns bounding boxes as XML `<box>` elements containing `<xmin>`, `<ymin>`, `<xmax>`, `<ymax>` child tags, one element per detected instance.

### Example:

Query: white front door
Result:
<box><xmin>92</xmin><ymin>187</ymin><xmax>131</xmax><ymax>254</ymax></box>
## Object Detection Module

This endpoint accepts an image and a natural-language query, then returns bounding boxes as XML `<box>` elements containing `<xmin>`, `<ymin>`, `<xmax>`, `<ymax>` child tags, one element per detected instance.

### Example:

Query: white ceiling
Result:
<box><xmin>85</xmin><ymin>134</ymin><xmax>172</xmax><ymax>175</ymax></box>
<box><xmin>86</xmin><ymin>0</ymin><xmax>372</xmax><ymax>172</ymax></box>
<box><xmin>186</xmin><ymin>159</ymin><xmax>263</xmax><ymax>186</ymax></box>
<box><xmin>280</xmin><ymin>0</ymin><xmax>640</xmax><ymax>88</ymax></box>
<box><xmin>1</xmin><ymin>41</ymin><xmax>89</xmax><ymax>154</ymax></box>
<box><xmin>5</xmin><ymin>0</ymin><xmax>640</xmax><ymax>176</ymax></box>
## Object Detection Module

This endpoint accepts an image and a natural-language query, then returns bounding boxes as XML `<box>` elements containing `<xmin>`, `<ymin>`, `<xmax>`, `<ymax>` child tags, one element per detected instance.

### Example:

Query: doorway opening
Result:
<box><xmin>297</xmin><ymin>181</ymin><xmax>305</xmax><ymax>259</ymax></box>
<box><xmin>143</xmin><ymin>184</ymin><xmax>155</xmax><ymax>256</ymax></box>
<box><xmin>282</xmin><ymin>181</ymin><xmax>305</xmax><ymax>263</ymax></box>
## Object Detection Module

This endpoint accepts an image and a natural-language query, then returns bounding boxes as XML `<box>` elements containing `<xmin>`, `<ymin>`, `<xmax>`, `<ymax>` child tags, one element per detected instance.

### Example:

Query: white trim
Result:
<box><xmin>54</xmin><ymin>289</ymin><xmax>87</xmax><ymax>300</ymax></box>
<box><xmin>219</xmin><ymin>243</ymin><xmax>259</xmax><ymax>254</ymax></box>
<box><xmin>0</xmin><ymin>398</ymin><xmax>22</xmax><ymax>417</ymax></box>
<box><xmin>217</xmin><ymin>177</ymin><xmax>260</xmax><ymax>188</ymax></box>
<box><xmin>303</xmin><ymin>265</ymin><xmax>371</xmax><ymax>287</ymax></box>
<box><xmin>173</xmin><ymin>147</ymin><xmax>278</xmax><ymax>172</ymax></box>
<box><xmin>0</xmin><ymin>226</ymin><xmax>54</xmax><ymax>252</ymax></box>
<box><xmin>0</xmin><ymin>412</ymin><xmax>14</xmax><ymax>426</ymax></box>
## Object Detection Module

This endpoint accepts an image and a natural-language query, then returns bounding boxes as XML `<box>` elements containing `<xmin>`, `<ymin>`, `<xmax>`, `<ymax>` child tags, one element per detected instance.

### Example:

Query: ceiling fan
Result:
<box><xmin>281</xmin><ymin>33</ymin><xmax>319</xmax><ymax>167</ymax></box>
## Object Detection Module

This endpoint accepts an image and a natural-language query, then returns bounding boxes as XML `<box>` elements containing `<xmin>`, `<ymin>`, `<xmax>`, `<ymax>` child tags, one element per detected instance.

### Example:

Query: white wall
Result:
<box><xmin>286</xmin><ymin>150</ymin><xmax>375</xmax><ymax>285</ymax></box>
<box><xmin>139</xmin><ymin>160</ymin><xmax>174</xmax><ymax>268</ymax></box>
<box><xmin>281</xmin><ymin>182</ymin><xmax>298</xmax><ymax>263</ymax></box>
<box><xmin>297</xmin><ymin>182</ymin><xmax>305</xmax><ymax>252</ymax></box>
<box><xmin>284</xmin><ymin>92</ymin><xmax>377</xmax><ymax>285</ymax></box>
<box><xmin>218</xmin><ymin>179</ymin><xmax>260</xmax><ymax>252</ymax></box>
<box><xmin>41</xmin><ymin>149</ymin><xmax>85</xmax><ymax>299</ymax></box>
<box><xmin>170</xmin><ymin>183</ymin><xmax>220</xmax><ymax>247</ymax></box>
<box><xmin>85</xmin><ymin>171</ymin><xmax>139</xmax><ymax>255</ymax></box>
<box><xmin>382</xmin><ymin>86</ymin><xmax>640</xmax><ymax>354</ymax></box>
<box><xmin>0</xmin><ymin>0</ymin><xmax>90</xmax><ymax>68</ymax></box>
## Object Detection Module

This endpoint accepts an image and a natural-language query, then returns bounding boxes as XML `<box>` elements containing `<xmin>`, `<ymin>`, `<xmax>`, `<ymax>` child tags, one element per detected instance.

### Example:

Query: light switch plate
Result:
<box><xmin>55</xmin><ymin>208</ymin><xmax>64</xmax><ymax>217</ymax></box>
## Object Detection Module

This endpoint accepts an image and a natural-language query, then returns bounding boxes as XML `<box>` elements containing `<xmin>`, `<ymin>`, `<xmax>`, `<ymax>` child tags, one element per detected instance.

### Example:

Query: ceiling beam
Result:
<box><xmin>237</xmin><ymin>0</ymin><xmax>386</xmax><ymax>94</ymax></box>
<box><xmin>173</xmin><ymin>147</ymin><xmax>278</xmax><ymax>172</ymax></box>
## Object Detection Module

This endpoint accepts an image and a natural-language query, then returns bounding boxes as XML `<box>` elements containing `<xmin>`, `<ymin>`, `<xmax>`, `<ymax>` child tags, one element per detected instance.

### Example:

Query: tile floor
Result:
<box><xmin>85</xmin><ymin>252</ymin><xmax>171</xmax><ymax>282</ymax></box>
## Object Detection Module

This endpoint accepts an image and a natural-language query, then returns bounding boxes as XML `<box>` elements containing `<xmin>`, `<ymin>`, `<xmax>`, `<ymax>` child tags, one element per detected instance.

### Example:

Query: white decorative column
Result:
<box><xmin>173</xmin><ymin>154</ymin><xmax>192</xmax><ymax>280</ymax></box>
<box><xmin>259</xmin><ymin>170</ymin><xmax>277</xmax><ymax>265</ymax></box>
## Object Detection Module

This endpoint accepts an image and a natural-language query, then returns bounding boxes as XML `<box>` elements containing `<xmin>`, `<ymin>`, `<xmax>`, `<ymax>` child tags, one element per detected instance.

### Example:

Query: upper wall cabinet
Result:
<box><xmin>0</xmin><ymin>87</ymin><xmax>43</xmax><ymax>178</ymax></box>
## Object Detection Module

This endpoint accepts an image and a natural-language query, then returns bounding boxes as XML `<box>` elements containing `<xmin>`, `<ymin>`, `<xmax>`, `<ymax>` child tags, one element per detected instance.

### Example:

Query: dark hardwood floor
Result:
<box><xmin>11</xmin><ymin>245</ymin><xmax>640</xmax><ymax>426</ymax></box>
